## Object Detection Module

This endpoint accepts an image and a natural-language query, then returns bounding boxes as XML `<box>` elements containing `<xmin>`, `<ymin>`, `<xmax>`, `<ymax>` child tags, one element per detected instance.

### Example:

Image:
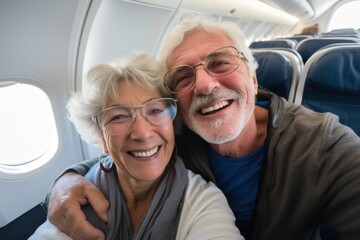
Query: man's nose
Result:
<box><xmin>193</xmin><ymin>65</ymin><xmax>220</xmax><ymax>95</ymax></box>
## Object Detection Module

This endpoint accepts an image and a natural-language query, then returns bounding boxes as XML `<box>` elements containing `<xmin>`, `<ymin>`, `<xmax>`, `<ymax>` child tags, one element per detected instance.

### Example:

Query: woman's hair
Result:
<box><xmin>67</xmin><ymin>52</ymin><xmax>170</xmax><ymax>147</ymax></box>
<box><xmin>158</xmin><ymin>16</ymin><xmax>258</xmax><ymax>76</ymax></box>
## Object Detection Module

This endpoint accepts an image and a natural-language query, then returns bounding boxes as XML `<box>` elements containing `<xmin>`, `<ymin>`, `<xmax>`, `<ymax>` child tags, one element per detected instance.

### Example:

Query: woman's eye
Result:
<box><xmin>109</xmin><ymin>114</ymin><xmax>130</xmax><ymax>123</ymax></box>
<box><xmin>148</xmin><ymin>108</ymin><xmax>164</xmax><ymax>116</ymax></box>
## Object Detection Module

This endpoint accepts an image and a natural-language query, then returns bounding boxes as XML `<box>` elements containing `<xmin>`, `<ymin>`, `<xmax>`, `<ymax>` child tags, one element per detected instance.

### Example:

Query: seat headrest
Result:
<box><xmin>306</xmin><ymin>45</ymin><xmax>360</xmax><ymax>94</ymax></box>
<box><xmin>296</xmin><ymin>37</ymin><xmax>360</xmax><ymax>63</ymax></box>
<box><xmin>295</xmin><ymin>44</ymin><xmax>360</xmax><ymax>135</ymax></box>
<box><xmin>250</xmin><ymin>39</ymin><xmax>295</xmax><ymax>49</ymax></box>
<box><xmin>253</xmin><ymin>51</ymin><xmax>292</xmax><ymax>99</ymax></box>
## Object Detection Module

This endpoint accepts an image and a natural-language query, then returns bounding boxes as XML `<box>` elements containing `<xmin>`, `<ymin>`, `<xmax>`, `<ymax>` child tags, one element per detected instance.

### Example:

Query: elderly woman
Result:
<box><xmin>30</xmin><ymin>53</ymin><xmax>243</xmax><ymax>240</ymax></box>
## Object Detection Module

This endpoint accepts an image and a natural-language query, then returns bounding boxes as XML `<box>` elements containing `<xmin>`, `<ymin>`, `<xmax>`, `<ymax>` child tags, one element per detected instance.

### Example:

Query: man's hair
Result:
<box><xmin>158</xmin><ymin>16</ymin><xmax>258</xmax><ymax>75</ymax></box>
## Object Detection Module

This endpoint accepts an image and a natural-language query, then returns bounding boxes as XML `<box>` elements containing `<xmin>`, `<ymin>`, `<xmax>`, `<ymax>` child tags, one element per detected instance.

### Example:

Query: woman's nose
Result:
<box><xmin>129</xmin><ymin>112</ymin><xmax>154</xmax><ymax>140</ymax></box>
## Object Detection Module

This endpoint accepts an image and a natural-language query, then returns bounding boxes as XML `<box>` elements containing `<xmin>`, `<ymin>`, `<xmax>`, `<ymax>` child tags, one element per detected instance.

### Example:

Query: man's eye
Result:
<box><xmin>175</xmin><ymin>73</ymin><xmax>193</xmax><ymax>85</ymax></box>
<box><xmin>207</xmin><ymin>60</ymin><xmax>229</xmax><ymax>70</ymax></box>
<box><xmin>172</xmin><ymin>68</ymin><xmax>194</xmax><ymax>91</ymax></box>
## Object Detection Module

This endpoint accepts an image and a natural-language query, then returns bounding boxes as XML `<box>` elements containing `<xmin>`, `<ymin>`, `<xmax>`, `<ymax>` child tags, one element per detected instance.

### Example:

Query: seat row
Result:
<box><xmin>250</xmin><ymin>28</ymin><xmax>360</xmax><ymax>63</ymax></box>
<box><xmin>250</xmin><ymin>35</ymin><xmax>360</xmax><ymax>63</ymax></box>
<box><xmin>250</xmin><ymin>27</ymin><xmax>360</xmax><ymax>47</ymax></box>
<box><xmin>252</xmin><ymin>43</ymin><xmax>360</xmax><ymax>136</ymax></box>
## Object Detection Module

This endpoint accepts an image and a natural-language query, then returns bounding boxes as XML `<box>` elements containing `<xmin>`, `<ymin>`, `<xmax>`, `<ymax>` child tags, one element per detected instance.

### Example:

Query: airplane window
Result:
<box><xmin>328</xmin><ymin>1</ymin><xmax>360</xmax><ymax>30</ymax></box>
<box><xmin>0</xmin><ymin>82</ymin><xmax>58</xmax><ymax>179</ymax></box>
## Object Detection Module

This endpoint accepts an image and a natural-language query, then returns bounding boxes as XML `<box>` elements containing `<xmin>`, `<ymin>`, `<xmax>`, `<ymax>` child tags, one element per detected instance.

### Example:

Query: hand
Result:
<box><xmin>47</xmin><ymin>172</ymin><xmax>109</xmax><ymax>240</ymax></box>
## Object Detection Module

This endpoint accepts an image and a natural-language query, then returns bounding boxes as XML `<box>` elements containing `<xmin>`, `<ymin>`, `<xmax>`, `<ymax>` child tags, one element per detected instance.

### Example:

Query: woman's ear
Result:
<box><xmin>101</xmin><ymin>134</ymin><xmax>109</xmax><ymax>153</ymax></box>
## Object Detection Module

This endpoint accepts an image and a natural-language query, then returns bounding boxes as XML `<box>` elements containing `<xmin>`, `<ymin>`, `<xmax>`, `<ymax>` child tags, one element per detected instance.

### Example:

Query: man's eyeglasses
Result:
<box><xmin>92</xmin><ymin>98</ymin><xmax>178</xmax><ymax>135</ymax></box>
<box><xmin>164</xmin><ymin>46</ymin><xmax>247</xmax><ymax>94</ymax></box>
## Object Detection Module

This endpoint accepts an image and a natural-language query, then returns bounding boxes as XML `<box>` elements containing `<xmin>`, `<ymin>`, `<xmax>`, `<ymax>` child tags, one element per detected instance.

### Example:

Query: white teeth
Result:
<box><xmin>131</xmin><ymin>146</ymin><xmax>159</xmax><ymax>157</ymax></box>
<box><xmin>201</xmin><ymin>101</ymin><xmax>229</xmax><ymax>114</ymax></box>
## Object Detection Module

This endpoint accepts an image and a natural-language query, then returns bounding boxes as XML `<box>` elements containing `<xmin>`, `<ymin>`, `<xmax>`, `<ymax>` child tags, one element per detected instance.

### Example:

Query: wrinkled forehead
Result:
<box><xmin>104</xmin><ymin>81</ymin><xmax>163</xmax><ymax>108</ymax></box>
<box><xmin>166</xmin><ymin>28</ymin><xmax>235</xmax><ymax>68</ymax></box>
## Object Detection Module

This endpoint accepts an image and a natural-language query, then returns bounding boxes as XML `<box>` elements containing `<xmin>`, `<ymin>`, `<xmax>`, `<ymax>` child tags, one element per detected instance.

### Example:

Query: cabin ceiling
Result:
<box><xmin>260</xmin><ymin>0</ymin><xmax>340</xmax><ymax>19</ymax></box>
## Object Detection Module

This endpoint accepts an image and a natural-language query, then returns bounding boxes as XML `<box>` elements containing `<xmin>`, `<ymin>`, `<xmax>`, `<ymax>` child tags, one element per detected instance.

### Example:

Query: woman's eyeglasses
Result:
<box><xmin>92</xmin><ymin>98</ymin><xmax>178</xmax><ymax>135</ymax></box>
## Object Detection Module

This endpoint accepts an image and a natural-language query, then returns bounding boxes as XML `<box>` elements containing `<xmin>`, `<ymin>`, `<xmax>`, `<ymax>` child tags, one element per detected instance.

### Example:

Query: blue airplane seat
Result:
<box><xmin>0</xmin><ymin>203</ymin><xmax>46</xmax><ymax>239</ymax></box>
<box><xmin>285</xmin><ymin>35</ymin><xmax>313</xmax><ymax>46</ymax></box>
<box><xmin>249</xmin><ymin>39</ymin><xmax>296</xmax><ymax>49</ymax></box>
<box><xmin>322</xmin><ymin>28</ymin><xmax>359</xmax><ymax>38</ymax></box>
<box><xmin>320</xmin><ymin>33</ymin><xmax>359</xmax><ymax>38</ymax></box>
<box><xmin>295</xmin><ymin>37</ymin><xmax>360</xmax><ymax>63</ymax></box>
<box><xmin>252</xmin><ymin>48</ymin><xmax>303</xmax><ymax>102</ymax></box>
<box><xmin>329</xmin><ymin>28</ymin><xmax>357</xmax><ymax>34</ymax></box>
<box><xmin>294</xmin><ymin>44</ymin><xmax>360</xmax><ymax>135</ymax></box>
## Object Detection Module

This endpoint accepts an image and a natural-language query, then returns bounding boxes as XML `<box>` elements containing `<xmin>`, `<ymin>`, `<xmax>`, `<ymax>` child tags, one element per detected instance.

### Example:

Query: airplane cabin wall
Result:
<box><xmin>312</xmin><ymin>0</ymin><xmax>346</xmax><ymax>32</ymax></box>
<box><xmin>287</xmin><ymin>0</ymin><xmax>352</xmax><ymax>36</ymax></box>
<box><xmin>0</xmin><ymin>0</ymin><xmax>95</xmax><ymax>227</ymax></box>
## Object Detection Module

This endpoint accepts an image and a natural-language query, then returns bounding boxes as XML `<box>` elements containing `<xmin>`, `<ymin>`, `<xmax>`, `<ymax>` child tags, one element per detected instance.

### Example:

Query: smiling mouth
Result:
<box><xmin>129</xmin><ymin>146</ymin><xmax>159</xmax><ymax>158</ymax></box>
<box><xmin>200</xmin><ymin>100</ymin><xmax>231</xmax><ymax>115</ymax></box>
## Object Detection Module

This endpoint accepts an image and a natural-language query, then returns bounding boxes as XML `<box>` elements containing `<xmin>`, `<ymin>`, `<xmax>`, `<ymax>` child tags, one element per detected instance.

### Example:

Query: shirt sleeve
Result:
<box><xmin>176</xmin><ymin>170</ymin><xmax>244</xmax><ymax>240</ymax></box>
<box><xmin>42</xmin><ymin>157</ymin><xmax>101</xmax><ymax>212</ymax></box>
<box><xmin>28</xmin><ymin>219</ymin><xmax>72</xmax><ymax>240</ymax></box>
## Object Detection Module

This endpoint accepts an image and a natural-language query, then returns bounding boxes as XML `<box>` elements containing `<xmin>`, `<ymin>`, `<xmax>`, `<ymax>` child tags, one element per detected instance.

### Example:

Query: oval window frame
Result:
<box><xmin>0</xmin><ymin>76</ymin><xmax>60</xmax><ymax>181</ymax></box>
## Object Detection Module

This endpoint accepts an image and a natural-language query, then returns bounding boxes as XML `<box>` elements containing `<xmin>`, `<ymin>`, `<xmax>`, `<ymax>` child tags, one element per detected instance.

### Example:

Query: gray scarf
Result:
<box><xmin>82</xmin><ymin>155</ymin><xmax>188</xmax><ymax>240</ymax></box>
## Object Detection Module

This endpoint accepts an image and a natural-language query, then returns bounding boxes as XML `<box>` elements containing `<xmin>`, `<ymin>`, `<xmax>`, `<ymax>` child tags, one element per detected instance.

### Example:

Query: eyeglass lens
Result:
<box><xmin>97</xmin><ymin>98</ymin><xmax>177</xmax><ymax>135</ymax></box>
<box><xmin>165</xmin><ymin>46</ymin><xmax>240</xmax><ymax>93</ymax></box>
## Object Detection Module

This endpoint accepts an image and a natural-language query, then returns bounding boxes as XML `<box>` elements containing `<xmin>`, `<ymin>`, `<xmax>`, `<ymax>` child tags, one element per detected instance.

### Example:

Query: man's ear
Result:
<box><xmin>253</xmin><ymin>72</ymin><xmax>258</xmax><ymax>95</ymax></box>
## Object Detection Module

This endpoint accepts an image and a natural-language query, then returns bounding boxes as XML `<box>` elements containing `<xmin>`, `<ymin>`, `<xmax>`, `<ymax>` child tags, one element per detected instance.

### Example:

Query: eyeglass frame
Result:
<box><xmin>92</xmin><ymin>97</ymin><xmax>178</xmax><ymax>135</ymax></box>
<box><xmin>163</xmin><ymin>46</ymin><xmax>248</xmax><ymax>94</ymax></box>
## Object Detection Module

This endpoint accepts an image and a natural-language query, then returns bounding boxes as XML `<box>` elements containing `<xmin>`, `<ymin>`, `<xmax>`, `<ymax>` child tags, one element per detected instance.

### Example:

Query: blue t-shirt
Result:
<box><xmin>208</xmin><ymin>100</ymin><xmax>269</xmax><ymax>237</ymax></box>
<box><xmin>208</xmin><ymin>144</ymin><xmax>264</xmax><ymax>237</ymax></box>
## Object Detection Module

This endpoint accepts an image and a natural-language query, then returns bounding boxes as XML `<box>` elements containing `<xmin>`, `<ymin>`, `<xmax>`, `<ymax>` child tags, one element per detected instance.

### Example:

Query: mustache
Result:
<box><xmin>189</xmin><ymin>90</ymin><xmax>240</xmax><ymax>112</ymax></box>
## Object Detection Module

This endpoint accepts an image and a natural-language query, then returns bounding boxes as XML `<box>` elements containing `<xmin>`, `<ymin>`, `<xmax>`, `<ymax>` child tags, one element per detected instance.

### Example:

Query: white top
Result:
<box><xmin>29</xmin><ymin>170</ymin><xmax>243</xmax><ymax>240</ymax></box>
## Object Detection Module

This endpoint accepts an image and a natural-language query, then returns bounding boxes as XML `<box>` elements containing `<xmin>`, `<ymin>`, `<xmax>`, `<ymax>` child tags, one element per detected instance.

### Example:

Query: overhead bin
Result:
<box><xmin>130</xmin><ymin>0</ymin><xmax>299</xmax><ymax>26</ymax></box>
<box><xmin>130</xmin><ymin>0</ymin><xmax>181</xmax><ymax>9</ymax></box>
<box><xmin>180</xmin><ymin>0</ymin><xmax>299</xmax><ymax>26</ymax></box>
<box><xmin>261</xmin><ymin>0</ymin><xmax>314</xmax><ymax>19</ymax></box>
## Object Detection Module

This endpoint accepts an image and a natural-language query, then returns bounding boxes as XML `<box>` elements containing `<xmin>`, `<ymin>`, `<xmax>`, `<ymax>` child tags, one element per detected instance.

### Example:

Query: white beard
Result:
<box><xmin>189</xmin><ymin>112</ymin><xmax>245</xmax><ymax>144</ymax></box>
<box><xmin>186</xmin><ymin>90</ymin><xmax>254</xmax><ymax>144</ymax></box>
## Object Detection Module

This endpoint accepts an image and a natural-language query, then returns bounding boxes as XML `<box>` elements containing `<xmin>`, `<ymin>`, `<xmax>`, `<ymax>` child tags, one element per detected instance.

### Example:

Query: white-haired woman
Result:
<box><xmin>30</xmin><ymin>52</ymin><xmax>243</xmax><ymax>240</ymax></box>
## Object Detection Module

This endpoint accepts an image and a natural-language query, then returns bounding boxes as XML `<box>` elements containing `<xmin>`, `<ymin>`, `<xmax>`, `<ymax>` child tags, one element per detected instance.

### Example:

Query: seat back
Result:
<box><xmin>320</xmin><ymin>28</ymin><xmax>359</xmax><ymax>38</ymax></box>
<box><xmin>295</xmin><ymin>37</ymin><xmax>360</xmax><ymax>63</ymax></box>
<box><xmin>285</xmin><ymin>35</ymin><xmax>313</xmax><ymax>46</ymax></box>
<box><xmin>294</xmin><ymin>44</ymin><xmax>360</xmax><ymax>135</ymax></box>
<box><xmin>249</xmin><ymin>39</ymin><xmax>296</xmax><ymax>49</ymax></box>
<box><xmin>252</xmin><ymin>48</ymin><xmax>303</xmax><ymax>102</ymax></box>
<box><xmin>0</xmin><ymin>203</ymin><xmax>46</xmax><ymax>239</ymax></box>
